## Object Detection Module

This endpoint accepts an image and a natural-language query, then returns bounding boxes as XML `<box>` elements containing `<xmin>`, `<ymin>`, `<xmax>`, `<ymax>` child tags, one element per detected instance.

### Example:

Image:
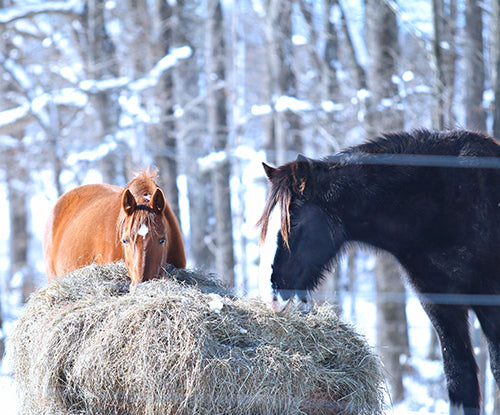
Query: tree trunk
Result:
<box><xmin>374</xmin><ymin>254</ymin><xmax>409</xmax><ymax>403</ymax></box>
<box><xmin>364</xmin><ymin>0</ymin><xmax>409</xmax><ymax>403</ymax></box>
<box><xmin>149</xmin><ymin>0</ymin><xmax>180</xmax><ymax>219</ymax></box>
<box><xmin>7</xmin><ymin>162</ymin><xmax>34</xmax><ymax>302</ymax></box>
<box><xmin>321</xmin><ymin>0</ymin><xmax>340</xmax><ymax>100</ymax></box>
<box><xmin>431</xmin><ymin>0</ymin><xmax>457</xmax><ymax>130</ymax></box>
<box><xmin>205</xmin><ymin>0</ymin><xmax>235</xmax><ymax>287</ymax></box>
<box><xmin>491</xmin><ymin>0</ymin><xmax>500</xmax><ymax>135</ymax></box>
<box><xmin>172</xmin><ymin>0</ymin><xmax>214</xmax><ymax>270</ymax></box>
<box><xmin>364</xmin><ymin>0</ymin><xmax>403</xmax><ymax>135</ymax></box>
<box><xmin>83</xmin><ymin>0</ymin><xmax>124</xmax><ymax>184</ymax></box>
<box><xmin>431</xmin><ymin>0</ymin><xmax>445</xmax><ymax>130</ymax></box>
<box><xmin>264</xmin><ymin>0</ymin><xmax>302</xmax><ymax>165</ymax></box>
<box><xmin>464</xmin><ymin>0</ymin><xmax>486</xmax><ymax>132</ymax></box>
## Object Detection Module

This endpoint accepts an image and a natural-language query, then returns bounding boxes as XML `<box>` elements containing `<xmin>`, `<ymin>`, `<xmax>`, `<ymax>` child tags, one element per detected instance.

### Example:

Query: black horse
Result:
<box><xmin>258</xmin><ymin>129</ymin><xmax>500</xmax><ymax>415</ymax></box>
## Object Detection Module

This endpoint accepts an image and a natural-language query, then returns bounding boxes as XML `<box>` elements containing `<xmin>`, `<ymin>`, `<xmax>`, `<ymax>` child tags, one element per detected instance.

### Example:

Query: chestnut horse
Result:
<box><xmin>259</xmin><ymin>130</ymin><xmax>500</xmax><ymax>415</ymax></box>
<box><xmin>44</xmin><ymin>170</ymin><xmax>186</xmax><ymax>285</ymax></box>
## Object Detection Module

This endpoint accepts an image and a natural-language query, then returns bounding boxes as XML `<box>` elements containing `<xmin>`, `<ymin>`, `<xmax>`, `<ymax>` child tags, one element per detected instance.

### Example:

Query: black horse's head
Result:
<box><xmin>258</xmin><ymin>155</ymin><xmax>345</xmax><ymax>307</ymax></box>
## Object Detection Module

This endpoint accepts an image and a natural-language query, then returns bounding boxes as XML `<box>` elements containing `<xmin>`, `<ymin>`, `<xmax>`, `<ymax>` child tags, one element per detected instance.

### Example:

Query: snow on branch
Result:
<box><xmin>0</xmin><ymin>135</ymin><xmax>20</xmax><ymax>148</ymax></box>
<box><xmin>197</xmin><ymin>146</ymin><xmax>266</xmax><ymax>173</ymax></box>
<box><xmin>198</xmin><ymin>151</ymin><xmax>228</xmax><ymax>173</ymax></box>
<box><xmin>79</xmin><ymin>46</ymin><xmax>192</xmax><ymax>94</ymax></box>
<box><xmin>250</xmin><ymin>96</ymin><xmax>344</xmax><ymax>116</ymax></box>
<box><xmin>275</xmin><ymin>96</ymin><xmax>313</xmax><ymax>112</ymax></box>
<box><xmin>129</xmin><ymin>46</ymin><xmax>192</xmax><ymax>91</ymax></box>
<box><xmin>0</xmin><ymin>0</ymin><xmax>83</xmax><ymax>24</ymax></box>
<box><xmin>32</xmin><ymin>89</ymin><xmax>88</xmax><ymax>113</ymax></box>
<box><xmin>0</xmin><ymin>103</ymin><xmax>32</xmax><ymax>135</ymax></box>
<box><xmin>0</xmin><ymin>103</ymin><xmax>30</xmax><ymax>127</ymax></box>
<box><xmin>2</xmin><ymin>53</ymin><xmax>33</xmax><ymax>90</ymax></box>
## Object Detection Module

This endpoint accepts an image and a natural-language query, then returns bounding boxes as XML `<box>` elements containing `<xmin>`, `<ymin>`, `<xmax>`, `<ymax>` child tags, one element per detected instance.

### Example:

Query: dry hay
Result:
<box><xmin>12</xmin><ymin>262</ymin><xmax>387</xmax><ymax>415</ymax></box>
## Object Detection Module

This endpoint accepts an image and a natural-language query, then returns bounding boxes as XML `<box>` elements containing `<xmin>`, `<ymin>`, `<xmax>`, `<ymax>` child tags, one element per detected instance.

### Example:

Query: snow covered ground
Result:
<box><xmin>1</xmin><ymin>319</ymin><xmax>22</xmax><ymax>415</ymax></box>
<box><xmin>0</xmin><ymin>372</ymin><xmax>19</xmax><ymax>414</ymax></box>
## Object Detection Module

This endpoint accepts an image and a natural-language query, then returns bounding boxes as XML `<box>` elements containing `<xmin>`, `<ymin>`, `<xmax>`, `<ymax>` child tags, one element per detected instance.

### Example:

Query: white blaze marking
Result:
<box><xmin>138</xmin><ymin>224</ymin><xmax>149</xmax><ymax>237</ymax></box>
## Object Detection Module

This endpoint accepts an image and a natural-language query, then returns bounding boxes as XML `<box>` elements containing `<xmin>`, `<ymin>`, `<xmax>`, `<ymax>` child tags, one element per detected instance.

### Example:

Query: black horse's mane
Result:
<box><xmin>344</xmin><ymin>129</ymin><xmax>500</xmax><ymax>157</ymax></box>
<box><xmin>351</xmin><ymin>129</ymin><xmax>442</xmax><ymax>155</ymax></box>
<box><xmin>259</xmin><ymin>129</ymin><xmax>500</xmax><ymax>246</ymax></box>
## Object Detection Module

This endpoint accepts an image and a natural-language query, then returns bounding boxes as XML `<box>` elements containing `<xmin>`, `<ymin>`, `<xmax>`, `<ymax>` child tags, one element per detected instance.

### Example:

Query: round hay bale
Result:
<box><xmin>12</xmin><ymin>262</ymin><xmax>387</xmax><ymax>415</ymax></box>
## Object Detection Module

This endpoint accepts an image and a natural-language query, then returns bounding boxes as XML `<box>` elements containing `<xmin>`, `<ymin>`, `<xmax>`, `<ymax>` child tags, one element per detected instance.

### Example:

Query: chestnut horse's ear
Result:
<box><xmin>152</xmin><ymin>188</ymin><xmax>166</xmax><ymax>214</ymax></box>
<box><xmin>262</xmin><ymin>162</ymin><xmax>276</xmax><ymax>180</ymax></box>
<box><xmin>294</xmin><ymin>153</ymin><xmax>312</xmax><ymax>194</ymax></box>
<box><xmin>122</xmin><ymin>189</ymin><xmax>136</xmax><ymax>216</ymax></box>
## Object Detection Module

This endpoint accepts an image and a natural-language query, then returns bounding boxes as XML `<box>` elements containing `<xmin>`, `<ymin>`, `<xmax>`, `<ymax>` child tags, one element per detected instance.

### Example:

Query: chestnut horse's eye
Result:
<box><xmin>122</xmin><ymin>239</ymin><xmax>129</xmax><ymax>245</ymax></box>
<box><xmin>159</xmin><ymin>237</ymin><xmax>166</xmax><ymax>245</ymax></box>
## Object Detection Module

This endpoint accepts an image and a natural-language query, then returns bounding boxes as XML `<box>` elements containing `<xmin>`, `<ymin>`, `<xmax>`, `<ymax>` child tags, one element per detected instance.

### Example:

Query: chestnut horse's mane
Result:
<box><xmin>117</xmin><ymin>169</ymin><xmax>165</xmax><ymax>240</ymax></box>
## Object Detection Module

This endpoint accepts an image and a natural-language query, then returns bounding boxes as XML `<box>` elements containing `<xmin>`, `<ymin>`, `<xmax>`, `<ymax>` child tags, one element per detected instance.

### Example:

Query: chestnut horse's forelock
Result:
<box><xmin>258</xmin><ymin>170</ymin><xmax>293</xmax><ymax>249</ymax></box>
<box><xmin>117</xmin><ymin>206</ymin><xmax>166</xmax><ymax>243</ymax></box>
<box><xmin>126</xmin><ymin>169</ymin><xmax>160</xmax><ymax>203</ymax></box>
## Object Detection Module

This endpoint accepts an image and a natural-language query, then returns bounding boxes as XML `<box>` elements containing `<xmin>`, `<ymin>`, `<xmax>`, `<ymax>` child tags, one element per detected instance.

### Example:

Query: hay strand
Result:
<box><xmin>12</xmin><ymin>262</ymin><xmax>386</xmax><ymax>414</ymax></box>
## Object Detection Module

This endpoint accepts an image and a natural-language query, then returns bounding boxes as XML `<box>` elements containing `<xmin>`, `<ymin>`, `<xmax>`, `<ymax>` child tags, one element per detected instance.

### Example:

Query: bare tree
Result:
<box><xmin>170</xmin><ymin>0</ymin><xmax>215</xmax><ymax>271</ymax></box>
<box><xmin>264</xmin><ymin>0</ymin><xmax>302</xmax><ymax>165</ymax></box>
<box><xmin>492</xmin><ymin>0</ymin><xmax>500</xmax><ymax>136</ymax></box>
<box><xmin>464</xmin><ymin>0</ymin><xmax>486</xmax><ymax>131</ymax></box>
<box><xmin>364</xmin><ymin>0</ymin><xmax>410</xmax><ymax>403</ymax></box>
<box><xmin>205</xmin><ymin>0</ymin><xmax>235</xmax><ymax>287</ymax></box>
<box><xmin>83</xmin><ymin>0</ymin><xmax>125</xmax><ymax>184</ymax></box>
<box><xmin>149</xmin><ymin>0</ymin><xmax>181</xmax><ymax>219</ymax></box>
<box><xmin>6</xmin><ymin>160</ymin><xmax>30</xmax><ymax>296</ymax></box>
<box><xmin>431</xmin><ymin>0</ymin><xmax>457</xmax><ymax>129</ymax></box>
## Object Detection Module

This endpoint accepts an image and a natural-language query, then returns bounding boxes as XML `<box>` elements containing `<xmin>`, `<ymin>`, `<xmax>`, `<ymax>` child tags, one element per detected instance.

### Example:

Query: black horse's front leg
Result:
<box><xmin>422</xmin><ymin>302</ymin><xmax>479</xmax><ymax>415</ymax></box>
<box><xmin>474</xmin><ymin>305</ymin><xmax>500</xmax><ymax>390</ymax></box>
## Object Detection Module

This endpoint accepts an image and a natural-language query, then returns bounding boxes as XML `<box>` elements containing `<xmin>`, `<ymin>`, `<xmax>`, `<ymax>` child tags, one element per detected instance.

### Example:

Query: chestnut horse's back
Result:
<box><xmin>43</xmin><ymin>184</ymin><xmax>123</xmax><ymax>281</ymax></box>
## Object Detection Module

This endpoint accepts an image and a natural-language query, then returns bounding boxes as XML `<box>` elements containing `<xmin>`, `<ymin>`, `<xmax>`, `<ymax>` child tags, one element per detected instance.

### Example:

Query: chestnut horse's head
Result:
<box><xmin>117</xmin><ymin>183</ymin><xmax>169</xmax><ymax>285</ymax></box>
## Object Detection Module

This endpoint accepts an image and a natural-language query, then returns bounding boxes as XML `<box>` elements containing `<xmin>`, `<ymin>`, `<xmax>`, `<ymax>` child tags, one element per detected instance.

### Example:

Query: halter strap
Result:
<box><xmin>135</xmin><ymin>204</ymin><xmax>155</xmax><ymax>213</ymax></box>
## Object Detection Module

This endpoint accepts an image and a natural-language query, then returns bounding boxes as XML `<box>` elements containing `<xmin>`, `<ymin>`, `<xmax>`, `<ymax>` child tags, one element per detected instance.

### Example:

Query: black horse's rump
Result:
<box><xmin>258</xmin><ymin>129</ymin><xmax>500</xmax><ymax>415</ymax></box>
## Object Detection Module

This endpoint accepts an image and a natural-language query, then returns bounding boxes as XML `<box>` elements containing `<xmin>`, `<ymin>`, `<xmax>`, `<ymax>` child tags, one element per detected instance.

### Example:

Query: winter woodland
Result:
<box><xmin>1</xmin><ymin>0</ymin><xmax>500</xmax><ymax>413</ymax></box>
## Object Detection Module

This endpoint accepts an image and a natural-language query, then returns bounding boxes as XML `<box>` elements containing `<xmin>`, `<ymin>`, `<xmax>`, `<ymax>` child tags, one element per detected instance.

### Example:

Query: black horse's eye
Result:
<box><xmin>159</xmin><ymin>237</ymin><xmax>166</xmax><ymax>244</ymax></box>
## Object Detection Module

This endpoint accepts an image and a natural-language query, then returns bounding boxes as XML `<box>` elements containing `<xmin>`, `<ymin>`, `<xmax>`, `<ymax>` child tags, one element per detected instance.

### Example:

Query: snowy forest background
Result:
<box><xmin>1</xmin><ymin>0</ymin><xmax>500</xmax><ymax>413</ymax></box>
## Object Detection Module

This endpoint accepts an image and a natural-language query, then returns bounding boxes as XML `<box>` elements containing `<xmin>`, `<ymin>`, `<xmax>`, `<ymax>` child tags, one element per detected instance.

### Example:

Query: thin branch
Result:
<box><xmin>0</xmin><ymin>0</ymin><xmax>82</xmax><ymax>25</ymax></box>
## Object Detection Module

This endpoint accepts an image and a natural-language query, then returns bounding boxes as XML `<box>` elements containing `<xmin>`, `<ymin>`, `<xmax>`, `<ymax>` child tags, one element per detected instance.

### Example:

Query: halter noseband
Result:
<box><xmin>135</xmin><ymin>204</ymin><xmax>155</xmax><ymax>213</ymax></box>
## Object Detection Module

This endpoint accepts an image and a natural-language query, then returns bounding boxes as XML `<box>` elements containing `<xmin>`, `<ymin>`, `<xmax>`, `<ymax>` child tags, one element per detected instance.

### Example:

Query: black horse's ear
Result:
<box><xmin>262</xmin><ymin>162</ymin><xmax>276</xmax><ymax>180</ymax></box>
<box><xmin>294</xmin><ymin>154</ymin><xmax>311</xmax><ymax>194</ymax></box>
<box><xmin>122</xmin><ymin>189</ymin><xmax>136</xmax><ymax>216</ymax></box>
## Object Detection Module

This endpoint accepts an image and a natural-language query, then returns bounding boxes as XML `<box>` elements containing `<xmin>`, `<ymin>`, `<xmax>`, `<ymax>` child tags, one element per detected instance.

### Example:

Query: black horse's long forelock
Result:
<box><xmin>258</xmin><ymin>166</ymin><xmax>294</xmax><ymax>248</ymax></box>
